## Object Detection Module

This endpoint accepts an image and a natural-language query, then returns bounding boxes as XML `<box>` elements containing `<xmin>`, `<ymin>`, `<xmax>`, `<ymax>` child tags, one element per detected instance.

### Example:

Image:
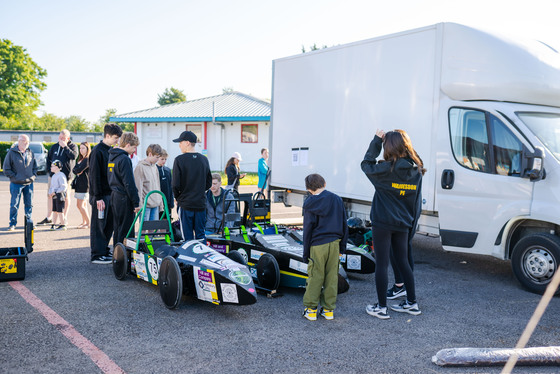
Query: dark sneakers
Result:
<box><xmin>387</xmin><ymin>284</ymin><xmax>407</xmax><ymax>300</ymax></box>
<box><xmin>366</xmin><ymin>304</ymin><xmax>390</xmax><ymax>320</ymax></box>
<box><xmin>38</xmin><ymin>218</ymin><xmax>52</xmax><ymax>225</ymax></box>
<box><xmin>390</xmin><ymin>300</ymin><xmax>422</xmax><ymax>315</ymax></box>
<box><xmin>91</xmin><ymin>255</ymin><xmax>113</xmax><ymax>264</ymax></box>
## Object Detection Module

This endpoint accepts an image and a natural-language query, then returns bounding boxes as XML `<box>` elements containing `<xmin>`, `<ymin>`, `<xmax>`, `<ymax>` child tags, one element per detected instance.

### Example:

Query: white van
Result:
<box><xmin>269</xmin><ymin>23</ymin><xmax>560</xmax><ymax>294</ymax></box>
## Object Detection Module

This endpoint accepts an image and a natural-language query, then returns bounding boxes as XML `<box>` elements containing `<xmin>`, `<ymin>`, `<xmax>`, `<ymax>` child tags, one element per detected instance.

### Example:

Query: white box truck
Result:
<box><xmin>269</xmin><ymin>23</ymin><xmax>560</xmax><ymax>294</ymax></box>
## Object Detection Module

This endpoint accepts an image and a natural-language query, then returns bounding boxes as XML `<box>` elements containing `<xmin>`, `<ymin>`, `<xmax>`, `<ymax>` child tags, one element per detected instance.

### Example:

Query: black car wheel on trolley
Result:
<box><xmin>257</xmin><ymin>253</ymin><xmax>280</xmax><ymax>291</ymax></box>
<box><xmin>159</xmin><ymin>256</ymin><xmax>183</xmax><ymax>309</ymax></box>
<box><xmin>112</xmin><ymin>243</ymin><xmax>128</xmax><ymax>280</ymax></box>
<box><xmin>227</xmin><ymin>249</ymin><xmax>247</xmax><ymax>265</ymax></box>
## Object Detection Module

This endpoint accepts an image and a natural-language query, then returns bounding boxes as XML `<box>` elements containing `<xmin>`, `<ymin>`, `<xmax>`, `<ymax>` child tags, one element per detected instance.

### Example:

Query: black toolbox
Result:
<box><xmin>0</xmin><ymin>218</ymin><xmax>33</xmax><ymax>281</ymax></box>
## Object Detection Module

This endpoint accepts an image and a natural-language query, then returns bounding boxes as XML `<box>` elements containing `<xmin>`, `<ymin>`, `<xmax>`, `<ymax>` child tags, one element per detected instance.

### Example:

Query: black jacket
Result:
<box><xmin>3</xmin><ymin>146</ymin><xmax>37</xmax><ymax>185</ymax></box>
<box><xmin>225</xmin><ymin>163</ymin><xmax>240</xmax><ymax>190</ymax></box>
<box><xmin>361</xmin><ymin>135</ymin><xmax>422</xmax><ymax>232</ymax></box>
<box><xmin>108</xmin><ymin>148</ymin><xmax>140</xmax><ymax>208</ymax></box>
<box><xmin>157</xmin><ymin>164</ymin><xmax>174</xmax><ymax>211</ymax></box>
<box><xmin>89</xmin><ymin>142</ymin><xmax>112</xmax><ymax>202</ymax></box>
<box><xmin>303</xmin><ymin>190</ymin><xmax>348</xmax><ymax>262</ymax></box>
<box><xmin>47</xmin><ymin>141</ymin><xmax>78</xmax><ymax>179</ymax></box>
<box><xmin>72</xmin><ymin>158</ymin><xmax>89</xmax><ymax>193</ymax></box>
<box><xmin>172</xmin><ymin>152</ymin><xmax>212</xmax><ymax>212</ymax></box>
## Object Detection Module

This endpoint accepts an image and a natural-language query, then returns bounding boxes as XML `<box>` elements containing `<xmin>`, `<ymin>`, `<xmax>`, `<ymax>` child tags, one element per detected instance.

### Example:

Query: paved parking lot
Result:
<box><xmin>1</xmin><ymin>175</ymin><xmax>559</xmax><ymax>373</ymax></box>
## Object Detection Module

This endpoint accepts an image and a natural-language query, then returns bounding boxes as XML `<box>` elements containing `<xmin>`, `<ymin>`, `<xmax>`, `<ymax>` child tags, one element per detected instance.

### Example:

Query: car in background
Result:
<box><xmin>10</xmin><ymin>141</ymin><xmax>48</xmax><ymax>175</ymax></box>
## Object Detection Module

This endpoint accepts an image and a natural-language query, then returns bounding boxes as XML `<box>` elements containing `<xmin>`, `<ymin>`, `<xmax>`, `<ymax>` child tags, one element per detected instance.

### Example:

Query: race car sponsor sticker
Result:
<box><xmin>132</xmin><ymin>252</ymin><xmax>159</xmax><ymax>285</ymax></box>
<box><xmin>250</xmin><ymin>250</ymin><xmax>265</xmax><ymax>261</ymax></box>
<box><xmin>347</xmin><ymin>255</ymin><xmax>361</xmax><ymax>270</ymax></box>
<box><xmin>339</xmin><ymin>254</ymin><xmax>347</xmax><ymax>263</ymax></box>
<box><xmin>210</xmin><ymin>243</ymin><xmax>228</xmax><ymax>254</ymax></box>
<box><xmin>200</xmin><ymin>259</ymin><xmax>222</xmax><ymax>270</ymax></box>
<box><xmin>178</xmin><ymin>254</ymin><xmax>197</xmax><ymax>263</ymax></box>
<box><xmin>194</xmin><ymin>267</ymin><xmax>218</xmax><ymax>304</ymax></box>
<box><xmin>228</xmin><ymin>270</ymin><xmax>252</xmax><ymax>285</ymax></box>
<box><xmin>289</xmin><ymin>258</ymin><xmax>308</xmax><ymax>274</ymax></box>
<box><xmin>220</xmin><ymin>283</ymin><xmax>239</xmax><ymax>303</ymax></box>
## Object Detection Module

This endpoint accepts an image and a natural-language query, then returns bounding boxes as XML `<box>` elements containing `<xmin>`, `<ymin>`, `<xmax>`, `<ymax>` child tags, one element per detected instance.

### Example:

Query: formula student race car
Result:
<box><xmin>111</xmin><ymin>191</ymin><xmax>257</xmax><ymax>309</ymax></box>
<box><xmin>205</xmin><ymin>191</ymin><xmax>375</xmax><ymax>294</ymax></box>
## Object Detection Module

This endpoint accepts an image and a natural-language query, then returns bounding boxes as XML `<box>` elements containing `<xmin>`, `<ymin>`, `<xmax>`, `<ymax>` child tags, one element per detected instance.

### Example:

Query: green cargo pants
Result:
<box><xmin>303</xmin><ymin>239</ymin><xmax>340</xmax><ymax>310</ymax></box>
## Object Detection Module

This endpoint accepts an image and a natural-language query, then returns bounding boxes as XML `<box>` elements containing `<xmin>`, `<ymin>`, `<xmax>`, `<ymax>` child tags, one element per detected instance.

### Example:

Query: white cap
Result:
<box><xmin>232</xmin><ymin>152</ymin><xmax>242</xmax><ymax>161</ymax></box>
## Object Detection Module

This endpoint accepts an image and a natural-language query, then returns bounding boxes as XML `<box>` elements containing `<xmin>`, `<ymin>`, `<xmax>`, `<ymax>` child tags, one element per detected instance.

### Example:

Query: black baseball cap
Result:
<box><xmin>173</xmin><ymin>131</ymin><xmax>197</xmax><ymax>143</ymax></box>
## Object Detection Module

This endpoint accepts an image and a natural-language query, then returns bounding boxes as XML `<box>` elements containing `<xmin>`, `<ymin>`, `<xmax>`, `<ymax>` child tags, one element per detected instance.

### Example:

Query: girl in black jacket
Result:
<box><xmin>72</xmin><ymin>142</ymin><xmax>91</xmax><ymax>228</ymax></box>
<box><xmin>361</xmin><ymin>129</ymin><xmax>426</xmax><ymax>319</ymax></box>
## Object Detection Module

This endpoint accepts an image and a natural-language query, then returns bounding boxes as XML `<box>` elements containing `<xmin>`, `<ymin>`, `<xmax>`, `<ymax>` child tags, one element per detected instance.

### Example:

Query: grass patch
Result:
<box><xmin>213</xmin><ymin>171</ymin><xmax>258</xmax><ymax>186</ymax></box>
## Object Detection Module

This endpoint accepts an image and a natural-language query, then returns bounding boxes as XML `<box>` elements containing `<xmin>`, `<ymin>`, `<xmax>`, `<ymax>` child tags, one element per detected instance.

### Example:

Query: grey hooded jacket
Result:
<box><xmin>3</xmin><ymin>146</ymin><xmax>38</xmax><ymax>185</ymax></box>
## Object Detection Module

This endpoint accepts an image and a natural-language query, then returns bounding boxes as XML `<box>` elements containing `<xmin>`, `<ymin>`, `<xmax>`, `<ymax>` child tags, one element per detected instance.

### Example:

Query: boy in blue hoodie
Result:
<box><xmin>302</xmin><ymin>174</ymin><xmax>348</xmax><ymax>321</ymax></box>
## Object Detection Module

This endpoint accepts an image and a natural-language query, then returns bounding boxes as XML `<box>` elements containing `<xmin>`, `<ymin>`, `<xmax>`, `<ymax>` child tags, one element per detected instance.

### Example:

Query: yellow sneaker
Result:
<box><xmin>320</xmin><ymin>308</ymin><xmax>334</xmax><ymax>320</ymax></box>
<box><xmin>303</xmin><ymin>308</ymin><xmax>317</xmax><ymax>321</ymax></box>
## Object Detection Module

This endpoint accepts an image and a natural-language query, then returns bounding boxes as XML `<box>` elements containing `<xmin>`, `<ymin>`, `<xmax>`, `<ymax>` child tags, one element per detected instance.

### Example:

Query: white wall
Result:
<box><xmin>136</xmin><ymin>121</ymin><xmax>269</xmax><ymax>173</ymax></box>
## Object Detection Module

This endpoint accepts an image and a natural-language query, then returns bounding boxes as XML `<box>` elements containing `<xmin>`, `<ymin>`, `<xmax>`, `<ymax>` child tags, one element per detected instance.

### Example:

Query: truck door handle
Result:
<box><xmin>441</xmin><ymin>169</ymin><xmax>454</xmax><ymax>189</ymax></box>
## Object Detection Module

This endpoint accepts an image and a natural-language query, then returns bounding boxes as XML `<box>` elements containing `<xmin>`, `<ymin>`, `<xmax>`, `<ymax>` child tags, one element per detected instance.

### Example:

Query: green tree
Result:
<box><xmin>157</xmin><ymin>87</ymin><xmax>186</xmax><ymax>106</ymax></box>
<box><xmin>301</xmin><ymin>43</ymin><xmax>329</xmax><ymax>53</ymax></box>
<box><xmin>65</xmin><ymin>115</ymin><xmax>90</xmax><ymax>132</ymax></box>
<box><xmin>93</xmin><ymin>108</ymin><xmax>134</xmax><ymax>132</ymax></box>
<box><xmin>37</xmin><ymin>112</ymin><xmax>66</xmax><ymax>131</ymax></box>
<box><xmin>0</xmin><ymin>39</ymin><xmax>47</xmax><ymax>124</ymax></box>
<box><xmin>222</xmin><ymin>86</ymin><xmax>234</xmax><ymax>94</ymax></box>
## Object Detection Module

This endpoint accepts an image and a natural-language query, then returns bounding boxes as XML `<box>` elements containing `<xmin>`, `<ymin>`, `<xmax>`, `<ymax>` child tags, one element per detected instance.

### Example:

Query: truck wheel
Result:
<box><xmin>159</xmin><ymin>256</ymin><xmax>183</xmax><ymax>309</ymax></box>
<box><xmin>112</xmin><ymin>243</ymin><xmax>128</xmax><ymax>280</ymax></box>
<box><xmin>511</xmin><ymin>233</ymin><xmax>560</xmax><ymax>295</ymax></box>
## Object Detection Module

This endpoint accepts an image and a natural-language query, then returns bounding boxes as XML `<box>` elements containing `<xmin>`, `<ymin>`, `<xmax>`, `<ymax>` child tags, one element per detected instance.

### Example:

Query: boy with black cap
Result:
<box><xmin>172</xmin><ymin>130</ymin><xmax>212</xmax><ymax>241</ymax></box>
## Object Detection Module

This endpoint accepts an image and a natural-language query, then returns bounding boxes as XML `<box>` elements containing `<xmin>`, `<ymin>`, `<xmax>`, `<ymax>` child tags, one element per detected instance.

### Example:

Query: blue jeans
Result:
<box><xmin>144</xmin><ymin>207</ymin><xmax>159</xmax><ymax>221</ymax></box>
<box><xmin>10</xmin><ymin>183</ymin><xmax>33</xmax><ymax>227</ymax></box>
<box><xmin>179</xmin><ymin>208</ymin><xmax>206</xmax><ymax>241</ymax></box>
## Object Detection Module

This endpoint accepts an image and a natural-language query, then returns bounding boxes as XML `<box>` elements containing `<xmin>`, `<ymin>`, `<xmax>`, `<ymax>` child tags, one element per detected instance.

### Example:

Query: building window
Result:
<box><xmin>186</xmin><ymin>124</ymin><xmax>202</xmax><ymax>143</ymax></box>
<box><xmin>241</xmin><ymin>124</ymin><xmax>258</xmax><ymax>143</ymax></box>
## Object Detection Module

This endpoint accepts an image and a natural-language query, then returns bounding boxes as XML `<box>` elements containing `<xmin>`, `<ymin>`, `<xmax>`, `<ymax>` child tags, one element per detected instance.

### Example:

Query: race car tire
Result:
<box><xmin>112</xmin><ymin>243</ymin><xmax>128</xmax><ymax>280</ymax></box>
<box><xmin>159</xmin><ymin>256</ymin><xmax>183</xmax><ymax>309</ymax></box>
<box><xmin>257</xmin><ymin>253</ymin><xmax>280</xmax><ymax>291</ymax></box>
<box><xmin>227</xmin><ymin>250</ymin><xmax>247</xmax><ymax>265</ymax></box>
<box><xmin>337</xmin><ymin>266</ymin><xmax>350</xmax><ymax>294</ymax></box>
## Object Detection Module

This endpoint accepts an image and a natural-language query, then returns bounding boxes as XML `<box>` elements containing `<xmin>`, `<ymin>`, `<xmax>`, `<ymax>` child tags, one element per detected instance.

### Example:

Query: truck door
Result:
<box><xmin>436</xmin><ymin>107</ymin><xmax>533</xmax><ymax>256</ymax></box>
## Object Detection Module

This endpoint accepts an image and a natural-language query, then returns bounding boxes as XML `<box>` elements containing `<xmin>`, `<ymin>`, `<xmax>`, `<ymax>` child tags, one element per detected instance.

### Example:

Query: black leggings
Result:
<box><xmin>373</xmin><ymin>227</ymin><xmax>416</xmax><ymax>307</ymax></box>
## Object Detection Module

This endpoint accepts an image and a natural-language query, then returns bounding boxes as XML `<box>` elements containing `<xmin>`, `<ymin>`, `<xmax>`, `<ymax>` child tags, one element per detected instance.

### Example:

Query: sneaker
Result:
<box><xmin>320</xmin><ymin>308</ymin><xmax>334</xmax><ymax>320</ymax></box>
<box><xmin>38</xmin><ymin>218</ymin><xmax>52</xmax><ymax>225</ymax></box>
<box><xmin>7</xmin><ymin>225</ymin><xmax>15</xmax><ymax>231</ymax></box>
<box><xmin>91</xmin><ymin>256</ymin><xmax>113</xmax><ymax>264</ymax></box>
<box><xmin>50</xmin><ymin>225</ymin><xmax>56</xmax><ymax>230</ymax></box>
<box><xmin>387</xmin><ymin>284</ymin><xmax>407</xmax><ymax>300</ymax></box>
<box><xmin>390</xmin><ymin>300</ymin><xmax>422</xmax><ymax>315</ymax></box>
<box><xmin>366</xmin><ymin>303</ymin><xmax>390</xmax><ymax>319</ymax></box>
<box><xmin>56</xmin><ymin>225</ymin><xmax>67</xmax><ymax>231</ymax></box>
<box><xmin>303</xmin><ymin>308</ymin><xmax>317</xmax><ymax>321</ymax></box>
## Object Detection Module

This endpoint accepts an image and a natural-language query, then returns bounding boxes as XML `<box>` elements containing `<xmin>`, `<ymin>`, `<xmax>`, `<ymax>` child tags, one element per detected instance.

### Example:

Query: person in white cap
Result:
<box><xmin>224</xmin><ymin>152</ymin><xmax>246</xmax><ymax>191</ymax></box>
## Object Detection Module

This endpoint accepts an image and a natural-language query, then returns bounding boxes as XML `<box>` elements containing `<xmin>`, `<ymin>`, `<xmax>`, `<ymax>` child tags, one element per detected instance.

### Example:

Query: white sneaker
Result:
<box><xmin>390</xmin><ymin>300</ymin><xmax>421</xmax><ymax>315</ymax></box>
<box><xmin>366</xmin><ymin>303</ymin><xmax>390</xmax><ymax>319</ymax></box>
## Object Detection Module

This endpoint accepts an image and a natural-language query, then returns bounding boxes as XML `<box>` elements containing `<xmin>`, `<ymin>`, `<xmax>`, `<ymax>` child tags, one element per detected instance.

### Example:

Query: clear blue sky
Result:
<box><xmin>1</xmin><ymin>0</ymin><xmax>559</xmax><ymax>123</ymax></box>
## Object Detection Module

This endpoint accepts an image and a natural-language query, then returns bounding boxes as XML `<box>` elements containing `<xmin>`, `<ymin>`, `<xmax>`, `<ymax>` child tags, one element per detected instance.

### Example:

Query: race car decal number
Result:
<box><xmin>132</xmin><ymin>252</ymin><xmax>159</xmax><ymax>285</ymax></box>
<box><xmin>289</xmin><ymin>259</ymin><xmax>308</xmax><ymax>274</ymax></box>
<box><xmin>148</xmin><ymin>257</ymin><xmax>159</xmax><ymax>281</ymax></box>
<box><xmin>221</xmin><ymin>283</ymin><xmax>239</xmax><ymax>303</ymax></box>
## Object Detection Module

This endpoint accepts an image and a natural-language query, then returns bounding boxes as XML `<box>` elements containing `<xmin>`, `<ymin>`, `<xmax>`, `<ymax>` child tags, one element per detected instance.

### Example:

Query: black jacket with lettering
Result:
<box><xmin>361</xmin><ymin>135</ymin><xmax>422</xmax><ymax>232</ymax></box>
<box><xmin>108</xmin><ymin>148</ymin><xmax>140</xmax><ymax>208</ymax></box>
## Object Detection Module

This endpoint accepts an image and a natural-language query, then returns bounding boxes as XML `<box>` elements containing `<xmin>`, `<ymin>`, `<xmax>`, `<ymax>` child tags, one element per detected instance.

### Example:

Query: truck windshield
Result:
<box><xmin>517</xmin><ymin>112</ymin><xmax>560</xmax><ymax>161</ymax></box>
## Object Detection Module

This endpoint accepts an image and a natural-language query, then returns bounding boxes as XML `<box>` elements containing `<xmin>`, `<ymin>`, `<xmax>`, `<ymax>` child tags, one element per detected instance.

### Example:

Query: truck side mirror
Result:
<box><xmin>521</xmin><ymin>146</ymin><xmax>545</xmax><ymax>181</ymax></box>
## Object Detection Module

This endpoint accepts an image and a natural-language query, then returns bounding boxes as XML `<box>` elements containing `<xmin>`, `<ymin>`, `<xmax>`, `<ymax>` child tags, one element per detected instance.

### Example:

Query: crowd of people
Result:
<box><xmin>4</xmin><ymin>125</ymin><xmax>422</xmax><ymax>321</ymax></box>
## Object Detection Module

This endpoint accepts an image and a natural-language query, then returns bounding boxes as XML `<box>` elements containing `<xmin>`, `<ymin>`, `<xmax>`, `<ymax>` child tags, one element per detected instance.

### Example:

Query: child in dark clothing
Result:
<box><xmin>302</xmin><ymin>174</ymin><xmax>348</xmax><ymax>321</ymax></box>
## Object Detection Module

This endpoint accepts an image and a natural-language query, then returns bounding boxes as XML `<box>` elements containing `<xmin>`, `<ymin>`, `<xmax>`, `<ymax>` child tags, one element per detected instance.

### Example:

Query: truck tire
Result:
<box><xmin>511</xmin><ymin>233</ymin><xmax>560</xmax><ymax>295</ymax></box>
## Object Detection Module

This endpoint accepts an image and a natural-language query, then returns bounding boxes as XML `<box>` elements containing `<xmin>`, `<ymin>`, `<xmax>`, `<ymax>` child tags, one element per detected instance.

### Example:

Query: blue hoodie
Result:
<box><xmin>302</xmin><ymin>189</ymin><xmax>348</xmax><ymax>262</ymax></box>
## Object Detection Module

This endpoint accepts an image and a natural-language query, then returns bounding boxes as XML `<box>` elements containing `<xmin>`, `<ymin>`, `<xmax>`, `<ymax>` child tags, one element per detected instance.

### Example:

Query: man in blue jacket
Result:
<box><xmin>3</xmin><ymin>134</ymin><xmax>37</xmax><ymax>231</ymax></box>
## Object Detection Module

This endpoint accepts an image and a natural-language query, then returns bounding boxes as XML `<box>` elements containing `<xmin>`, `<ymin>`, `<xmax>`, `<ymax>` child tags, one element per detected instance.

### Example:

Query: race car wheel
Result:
<box><xmin>159</xmin><ymin>256</ymin><xmax>183</xmax><ymax>309</ymax></box>
<box><xmin>337</xmin><ymin>266</ymin><xmax>350</xmax><ymax>294</ymax></box>
<box><xmin>257</xmin><ymin>253</ymin><xmax>280</xmax><ymax>291</ymax></box>
<box><xmin>227</xmin><ymin>250</ymin><xmax>246</xmax><ymax>265</ymax></box>
<box><xmin>112</xmin><ymin>243</ymin><xmax>128</xmax><ymax>280</ymax></box>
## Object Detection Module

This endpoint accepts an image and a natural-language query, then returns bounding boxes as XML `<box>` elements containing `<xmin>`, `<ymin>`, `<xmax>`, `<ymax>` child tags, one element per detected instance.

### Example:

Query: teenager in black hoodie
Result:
<box><xmin>361</xmin><ymin>129</ymin><xmax>425</xmax><ymax>319</ymax></box>
<box><xmin>302</xmin><ymin>174</ymin><xmax>348</xmax><ymax>321</ymax></box>
<box><xmin>108</xmin><ymin>132</ymin><xmax>141</xmax><ymax>246</ymax></box>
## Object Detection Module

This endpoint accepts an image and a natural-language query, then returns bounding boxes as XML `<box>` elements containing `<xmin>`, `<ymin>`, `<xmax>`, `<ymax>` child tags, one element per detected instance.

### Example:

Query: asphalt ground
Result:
<box><xmin>1</xmin><ymin>174</ymin><xmax>559</xmax><ymax>374</ymax></box>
